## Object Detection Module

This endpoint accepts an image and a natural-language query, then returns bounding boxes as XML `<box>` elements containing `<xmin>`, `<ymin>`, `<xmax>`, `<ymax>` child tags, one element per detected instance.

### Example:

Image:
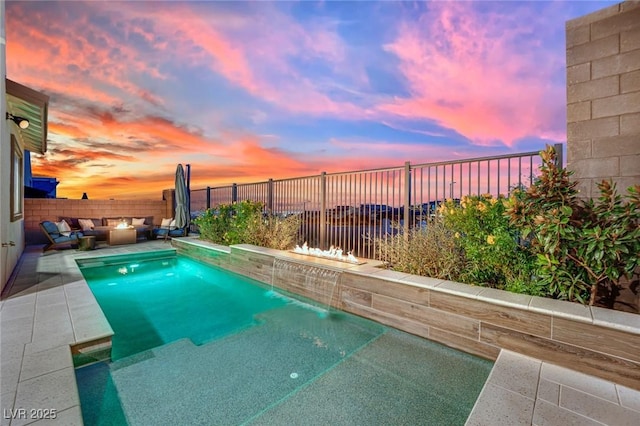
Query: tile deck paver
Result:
<box><xmin>466</xmin><ymin>350</ymin><xmax>640</xmax><ymax>426</ymax></box>
<box><xmin>1</xmin><ymin>239</ymin><xmax>639</xmax><ymax>425</ymax></box>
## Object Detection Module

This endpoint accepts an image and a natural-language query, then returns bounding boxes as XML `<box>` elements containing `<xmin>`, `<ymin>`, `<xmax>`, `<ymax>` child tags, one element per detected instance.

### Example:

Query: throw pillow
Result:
<box><xmin>107</xmin><ymin>219</ymin><xmax>122</xmax><ymax>227</ymax></box>
<box><xmin>55</xmin><ymin>220</ymin><xmax>72</xmax><ymax>237</ymax></box>
<box><xmin>78</xmin><ymin>219</ymin><xmax>95</xmax><ymax>231</ymax></box>
<box><xmin>169</xmin><ymin>219</ymin><xmax>177</xmax><ymax>230</ymax></box>
<box><xmin>60</xmin><ymin>217</ymin><xmax>79</xmax><ymax>229</ymax></box>
<box><xmin>161</xmin><ymin>218</ymin><xmax>173</xmax><ymax>228</ymax></box>
<box><xmin>132</xmin><ymin>218</ymin><xmax>146</xmax><ymax>226</ymax></box>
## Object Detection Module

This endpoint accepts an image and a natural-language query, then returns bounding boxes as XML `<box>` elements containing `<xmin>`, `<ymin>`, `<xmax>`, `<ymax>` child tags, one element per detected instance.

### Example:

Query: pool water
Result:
<box><xmin>76</xmin><ymin>253</ymin><xmax>493</xmax><ymax>425</ymax></box>
<box><xmin>78</xmin><ymin>255</ymin><xmax>287</xmax><ymax>360</ymax></box>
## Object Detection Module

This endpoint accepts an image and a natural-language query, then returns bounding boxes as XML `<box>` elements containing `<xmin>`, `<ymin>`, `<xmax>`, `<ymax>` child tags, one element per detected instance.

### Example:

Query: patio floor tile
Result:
<box><xmin>541</xmin><ymin>362</ymin><xmax>619</xmax><ymax>403</ymax></box>
<box><xmin>21</xmin><ymin>345</ymin><xmax>73</xmax><ymax>381</ymax></box>
<box><xmin>12</xmin><ymin>367</ymin><xmax>79</xmax><ymax>426</ymax></box>
<box><xmin>560</xmin><ymin>385</ymin><xmax>640</xmax><ymax>425</ymax></box>
<box><xmin>465</xmin><ymin>382</ymin><xmax>535</xmax><ymax>426</ymax></box>
<box><xmin>487</xmin><ymin>350</ymin><xmax>541</xmax><ymax>399</ymax></box>
<box><xmin>618</xmin><ymin>385</ymin><xmax>640</xmax><ymax>412</ymax></box>
<box><xmin>532</xmin><ymin>399</ymin><xmax>605</xmax><ymax>426</ymax></box>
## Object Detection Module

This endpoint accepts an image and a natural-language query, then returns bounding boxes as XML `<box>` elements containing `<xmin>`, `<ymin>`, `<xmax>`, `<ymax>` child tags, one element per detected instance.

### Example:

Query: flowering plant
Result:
<box><xmin>505</xmin><ymin>145</ymin><xmax>640</xmax><ymax>305</ymax></box>
<box><xmin>441</xmin><ymin>194</ymin><xmax>539</xmax><ymax>293</ymax></box>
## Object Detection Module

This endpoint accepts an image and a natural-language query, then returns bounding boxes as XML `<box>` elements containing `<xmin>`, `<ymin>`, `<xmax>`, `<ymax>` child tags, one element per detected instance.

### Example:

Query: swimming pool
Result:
<box><xmin>76</xmin><ymin>253</ymin><xmax>492</xmax><ymax>425</ymax></box>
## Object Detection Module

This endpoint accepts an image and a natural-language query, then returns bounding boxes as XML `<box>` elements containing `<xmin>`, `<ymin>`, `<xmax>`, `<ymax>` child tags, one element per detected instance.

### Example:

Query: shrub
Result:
<box><xmin>243</xmin><ymin>213</ymin><xmax>302</xmax><ymax>250</ymax></box>
<box><xmin>192</xmin><ymin>207</ymin><xmax>231</xmax><ymax>244</ymax></box>
<box><xmin>375</xmin><ymin>219</ymin><xmax>465</xmax><ymax>281</ymax></box>
<box><xmin>505</xmin><ymin>145</ymin><xmax>640</xmax><ymax>305</ymax></box>
<box><xmin>441</xmin><ymin>194</ymin><xmax>539</xmax><ymax>294</ymax></box>
<box><xmin>193</xmin><ymin>201</ymin><xmax>301</xmax><ymax>250</ymax></box>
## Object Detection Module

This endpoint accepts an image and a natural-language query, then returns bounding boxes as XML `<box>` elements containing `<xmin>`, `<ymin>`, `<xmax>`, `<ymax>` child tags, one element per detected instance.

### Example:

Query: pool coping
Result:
<box><xmin>1</xmin><ymin>237</ymin><xmax>639</xmax><ymax>425</ymax></box>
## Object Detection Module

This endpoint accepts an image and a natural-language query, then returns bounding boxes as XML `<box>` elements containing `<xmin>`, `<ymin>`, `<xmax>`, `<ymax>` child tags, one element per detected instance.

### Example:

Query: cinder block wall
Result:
<box><xmin>566</xmin><ymin>1</ymin><xmax>640</xmax><ymax>198</ymax></box>
<box><xmin>24</xmin><ymin>198</ymin><xmax>168</xmax><ymax>244</ymax></box>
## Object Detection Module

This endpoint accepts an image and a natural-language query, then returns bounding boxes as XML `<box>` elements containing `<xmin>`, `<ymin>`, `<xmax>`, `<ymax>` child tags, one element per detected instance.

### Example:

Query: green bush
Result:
<box><xmin>505</xmin><ymin>145</ymin><xmax>640</xmax><ymax>305</ymax></box>
<box><xmin>193</xmin><ymin>201</ymin><xmax>301</xmax><ymax>250</ymax></box>
<box><xmin>243</xmin><ymin>213</ymin><xmax>302</xmax><ymax>250</ymax></box>
<box><xmin>375</xmin><ymin>219</ymin><xmax>465</xmax><ymax>281</ymax></box>
<box><xmin>440</xmin><ymin>194</ymin><xmax>539</xmax><ymax>294</ymax></box>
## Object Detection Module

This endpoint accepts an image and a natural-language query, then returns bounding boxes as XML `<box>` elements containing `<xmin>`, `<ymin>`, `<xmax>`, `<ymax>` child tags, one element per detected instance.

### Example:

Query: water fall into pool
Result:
<box><xmin>75</xmin><ymin>253</ymin><xmax>492</xmax><ymax>425</ymax></box>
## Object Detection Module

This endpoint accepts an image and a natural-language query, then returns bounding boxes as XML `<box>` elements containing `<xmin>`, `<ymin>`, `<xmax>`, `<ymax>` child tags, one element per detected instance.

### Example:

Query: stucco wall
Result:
<box><xmin>1</xmin><ymin>1</ymin><xmax>24</xmax><ymax>292</ymax></box>
<box><xmin>566</xmin><ymin>1</ymin><xmax>640</xmax><ymax>198</ymax></box>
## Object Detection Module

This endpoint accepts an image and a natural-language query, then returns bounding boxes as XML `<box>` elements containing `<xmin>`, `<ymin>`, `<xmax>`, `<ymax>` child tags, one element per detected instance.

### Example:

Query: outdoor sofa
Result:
<box><xmin>59</xmin><ymin>216</ymin><xmax>155</xmax><ymax>241</ymax></box>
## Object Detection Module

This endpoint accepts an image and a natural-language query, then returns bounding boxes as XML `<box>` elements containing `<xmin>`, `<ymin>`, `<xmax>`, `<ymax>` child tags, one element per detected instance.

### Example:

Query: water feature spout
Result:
<box><xmin>270</xmin><ymin>258</ymin><xmax>341</xmax><ymax>318</ymax></box>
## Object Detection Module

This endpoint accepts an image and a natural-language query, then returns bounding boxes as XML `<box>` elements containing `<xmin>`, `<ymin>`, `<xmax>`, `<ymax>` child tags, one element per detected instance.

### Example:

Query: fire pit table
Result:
<box><xmin>107</xmin><ymin>228</ymin><xmax>137</xmax><ymax>246</ymax></box>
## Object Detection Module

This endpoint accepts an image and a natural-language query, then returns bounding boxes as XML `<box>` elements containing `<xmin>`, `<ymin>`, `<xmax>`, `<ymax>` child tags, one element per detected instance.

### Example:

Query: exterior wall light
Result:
<box><xmin>6</xmin><ymin>112</ymin><xmax>30</xmax><ymax>129</ymax></box>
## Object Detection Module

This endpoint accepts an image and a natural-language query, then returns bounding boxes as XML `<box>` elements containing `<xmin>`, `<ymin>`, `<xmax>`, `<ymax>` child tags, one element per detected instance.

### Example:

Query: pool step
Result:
<box><xmin>71</xmin><ymin>336</ymin><xmax>113</xmax><ymax>367</ymax></box>
<box><xmin>110</xmin><ymin>348</ymin><xmax>159</xmax><ymax>371</ymax></box>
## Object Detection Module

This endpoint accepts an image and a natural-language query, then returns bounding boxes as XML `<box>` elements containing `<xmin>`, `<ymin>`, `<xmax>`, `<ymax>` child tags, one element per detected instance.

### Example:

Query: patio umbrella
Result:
<box><xmin>174</xmin><ymin>164</ymin><xmax>189</xmax><ymax>232</ymax></box>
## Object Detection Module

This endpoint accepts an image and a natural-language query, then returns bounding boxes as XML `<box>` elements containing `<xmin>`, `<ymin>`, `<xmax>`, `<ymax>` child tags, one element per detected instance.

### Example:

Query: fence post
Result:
<box><xmin>267</xmin><ymin>179</ymin><xmax>274</xmax><ymax>213</ymax></box>
<box><xmin>319</xmin><ymin>172</ymin><xmax>327</xmax><ymax>250</ymax></box>
<box><xmin>554</xmin><ymin>143</ymin><xmax>564</xmax><ymax>168</ymax></box>
<box><xmin>232</xmin><ymin>183</ymin><xmax>238</xmax><ymax>203</ymax></box>
<box><xmin>206</xmin><ymin>186</ymin><xmax>211</xmax><ymax>209</ymax></box>
<box><xmin>403</xmin><ymin>162</ymin><xmax>411</xmax><ymax>240</ymax></box>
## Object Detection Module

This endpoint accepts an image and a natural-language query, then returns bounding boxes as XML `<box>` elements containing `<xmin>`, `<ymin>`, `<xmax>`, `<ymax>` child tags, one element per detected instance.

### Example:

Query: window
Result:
<box><xmin>10</xmin><ymin>135</ymin><xmax>23</xmax><ymax>221</ymax></box>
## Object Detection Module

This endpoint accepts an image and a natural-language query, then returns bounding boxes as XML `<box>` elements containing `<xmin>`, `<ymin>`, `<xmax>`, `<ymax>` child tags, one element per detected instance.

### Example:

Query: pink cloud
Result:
<box><xmin>8</xmin><ymin>1</ymin><xmax>563</xmax><ymax>201</ymax></box>
<box><xmin>5</xmin><ymin>2</ymin><xmax>168</xmax><ymax>111</ymax></box>
<box><xmin>378</xmin><ymin>1</ymin><xmax>566</xmax><ymax>146</ymax></box>
<box><xmin>113</xmin><ymin>3</ymin><xmax>367</xmax><ymax>119</ymax></box>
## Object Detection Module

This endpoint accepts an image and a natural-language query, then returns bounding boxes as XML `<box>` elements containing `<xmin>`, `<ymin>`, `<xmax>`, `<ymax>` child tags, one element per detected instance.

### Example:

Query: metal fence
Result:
<box><xmin>191</xmin><ymin>144</ymin><xmax>562</xmax><ymax>259</ymax></box>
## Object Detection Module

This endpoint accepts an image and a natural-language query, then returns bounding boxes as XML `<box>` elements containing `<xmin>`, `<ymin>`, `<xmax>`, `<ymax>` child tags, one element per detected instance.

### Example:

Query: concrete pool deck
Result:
<box><xmin>1</xmin><ymin>239</ymin><xmax>639</xmax><ymax>425</ymax></box>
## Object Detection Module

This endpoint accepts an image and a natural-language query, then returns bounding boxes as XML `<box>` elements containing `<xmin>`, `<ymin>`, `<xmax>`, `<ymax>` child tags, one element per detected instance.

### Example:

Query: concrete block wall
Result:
<box><xmin>24</xmin><ymin>198</ymin><xmax>168</xmax><ymax>244</ymax></box>
<box><xmin>566</xmin><ymin>1</ymin><xmax>640</xmax><ymax>198</ymax></box>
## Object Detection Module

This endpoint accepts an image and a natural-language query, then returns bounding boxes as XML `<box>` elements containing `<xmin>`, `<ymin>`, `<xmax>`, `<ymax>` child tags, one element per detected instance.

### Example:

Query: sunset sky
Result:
<box><xmin>5</xmin><ymin>0</ymin><xmax>616</xmax><ymax>200</ymax></box>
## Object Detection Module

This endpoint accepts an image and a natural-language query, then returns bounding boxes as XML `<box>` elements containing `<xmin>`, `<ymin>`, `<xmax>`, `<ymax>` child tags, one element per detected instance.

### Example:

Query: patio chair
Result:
<box><xmin>151</xmin><ymin>225</ymin><xmax>187</xmax><ymax>241</ymax></box>
<box><xmin>40</xmin><ymin>221</ymin><xmax>83</xmax><ymax>251</ymax></box>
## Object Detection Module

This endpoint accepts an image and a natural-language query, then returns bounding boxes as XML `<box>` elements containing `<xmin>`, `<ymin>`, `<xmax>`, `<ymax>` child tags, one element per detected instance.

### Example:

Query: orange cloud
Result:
<box><xmin>6</xmin><ymin>2</ymin><xmax>166</xmax><ymax>109</ymax></box>
<box><xmin>8</xmin><ymin>1</ymin><xmax>561</xmax><ymax>202</ymax></box>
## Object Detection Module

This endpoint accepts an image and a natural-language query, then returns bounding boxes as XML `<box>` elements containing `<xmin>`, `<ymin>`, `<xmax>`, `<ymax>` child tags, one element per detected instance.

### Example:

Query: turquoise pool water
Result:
<box><xmin>76</xmin><ymin>253</ymin><xmax>492</xmax><ymax>425</ymax></box>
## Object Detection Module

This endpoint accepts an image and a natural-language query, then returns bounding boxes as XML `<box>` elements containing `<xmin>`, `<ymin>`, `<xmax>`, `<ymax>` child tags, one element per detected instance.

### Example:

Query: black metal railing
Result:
<box><xmin>190</xmin><ymin>144</ymin><xmax>562</xmax><ymax>259</ymax></box>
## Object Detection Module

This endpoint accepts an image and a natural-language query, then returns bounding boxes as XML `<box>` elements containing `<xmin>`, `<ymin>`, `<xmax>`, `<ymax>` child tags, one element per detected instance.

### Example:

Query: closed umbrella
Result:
<box><xmin>174</xmin><ymin>164</ymin><xmax>189</xmax><ymax>232</ymax></box>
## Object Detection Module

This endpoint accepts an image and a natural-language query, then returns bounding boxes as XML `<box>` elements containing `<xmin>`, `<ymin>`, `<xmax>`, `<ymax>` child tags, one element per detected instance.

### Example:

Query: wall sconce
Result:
<box><xmin>6</xmin><ymin>112</ymin><xmax>30</xmax><ymax>129</ymax></box>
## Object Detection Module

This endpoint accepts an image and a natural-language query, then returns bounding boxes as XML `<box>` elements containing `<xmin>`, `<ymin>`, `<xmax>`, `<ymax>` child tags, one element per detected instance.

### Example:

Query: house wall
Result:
<box><xmin>24</xmin><ymin>198</ymin><xmax>168</xmax><ymax>245</ymax></box>
<box><xmin>1</xmin><ymin>1</ymin><xmax>24</xmax><ymax>293</ymax></box>
<box><xmin>566</xmin><ymin>1</ymin><xmax>640</xmax><ymax>198</ymax></box>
